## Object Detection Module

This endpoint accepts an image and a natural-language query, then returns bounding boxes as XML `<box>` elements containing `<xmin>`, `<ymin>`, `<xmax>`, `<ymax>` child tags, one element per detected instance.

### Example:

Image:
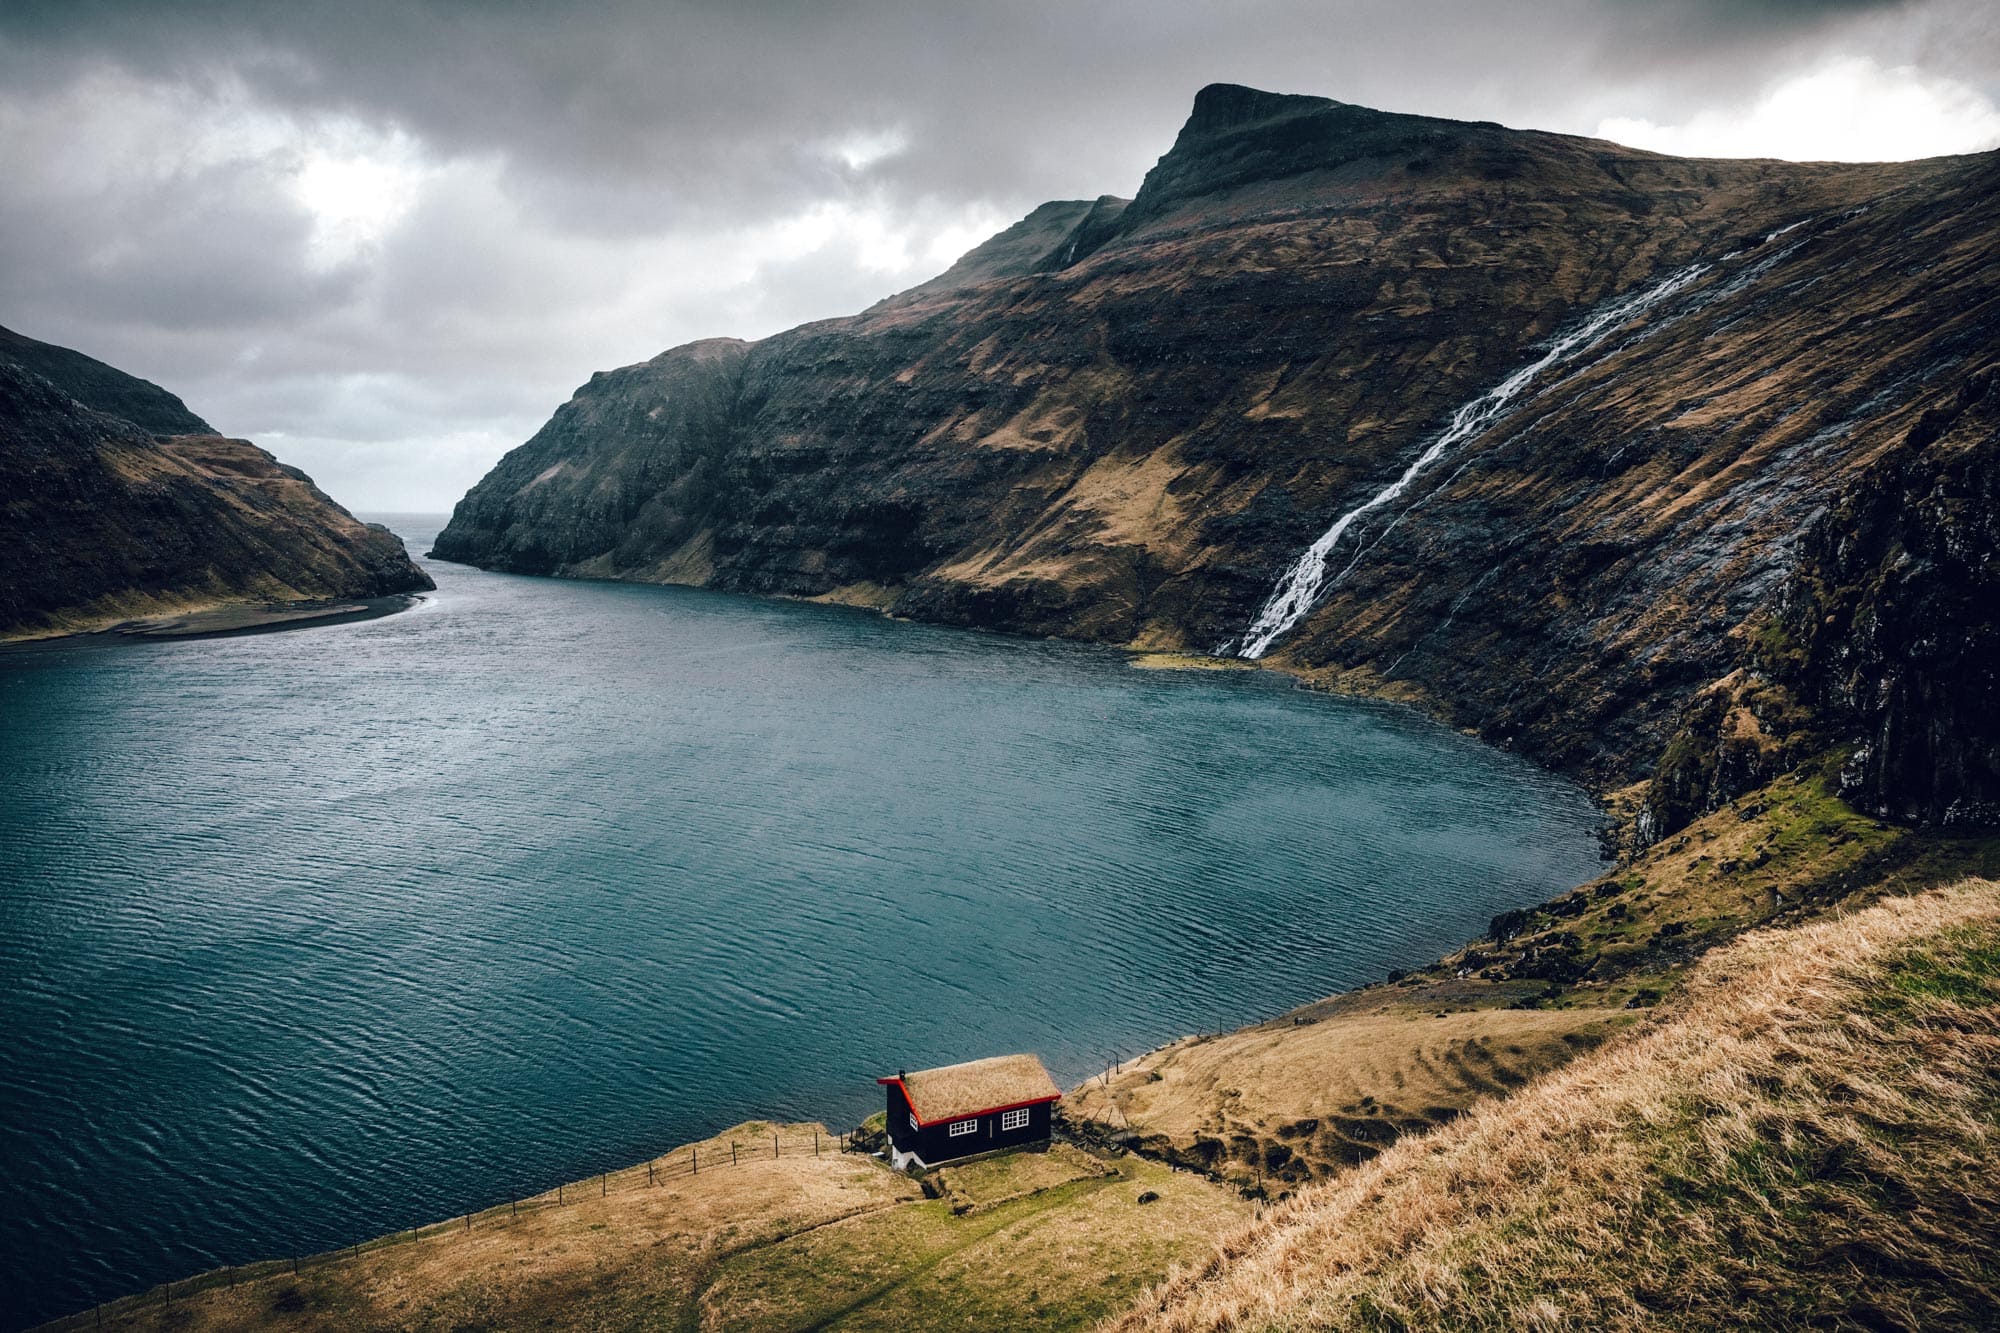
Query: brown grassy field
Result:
<box><xmin>700</xmin><ymin>1147</ymin><xmax>1243</xmax><ymax>1330</ymax></box>
<box><xmin>57</xmin><ymin>1127</ymin><xmax>1244</xmax><ymax>1331</ymax></box>
<box><xmin>1109</xmin><ymin>879</ymin><xmax>2000</xmax><ymax>1331</ymax></box>
<box><xmin>1068</xmin><ymin>1003</ymin><xmax>1629</xmax><ymax>1188</ymax></box>
<box><xmin>66</xmin><ymin>1123</ymin><xmax>915</xmax><ymax>1331</ymax></box>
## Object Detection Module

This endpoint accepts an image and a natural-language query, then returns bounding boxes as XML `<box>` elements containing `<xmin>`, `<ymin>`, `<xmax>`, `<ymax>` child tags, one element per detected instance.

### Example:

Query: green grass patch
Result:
<box><xmin>1879</xmin><ymin>923</ymin><xmax>2000</xmax><ymax>1010</ymax></box>
<box><xmin>700</xmin><ymin>1156</ymin><xmax>1242</xmax><ymax>1332</ymax></box>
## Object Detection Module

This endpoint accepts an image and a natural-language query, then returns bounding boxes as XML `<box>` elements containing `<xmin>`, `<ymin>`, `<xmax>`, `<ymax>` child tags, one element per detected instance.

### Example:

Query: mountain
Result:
<box><xmin>0</xmin><ymin>328</ymin><xmax>433</xmax><ymax>638</ymax></box>
<box><xmin>433</xmin><ymin>83</ymin><xmax>1999</xmax><ymax>837</ymax></box>
<box><xmin>0</xmin><ymin>323</ymin><xmax>215</xmax><ymax>436</ymax></box>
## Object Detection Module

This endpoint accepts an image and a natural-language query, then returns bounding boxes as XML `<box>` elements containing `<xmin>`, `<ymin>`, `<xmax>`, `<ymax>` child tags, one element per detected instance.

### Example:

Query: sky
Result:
<box><xmin>2</xmin><ymin>0</ymin><xmax>1997</xmax><ymax>511</ymax></box>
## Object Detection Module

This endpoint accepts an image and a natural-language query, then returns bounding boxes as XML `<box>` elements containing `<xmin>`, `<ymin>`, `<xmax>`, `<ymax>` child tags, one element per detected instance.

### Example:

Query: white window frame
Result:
<box><xmin>909</xmin><ymin>1113</ymin><xmax>919</xmax><ymax>1132</ymax></box>
<box><xmin>1000</xmin><ymin>1107</ymin><xmax>1031</xmax><ymax>1132</ymax></box>
<box><xmin>948</xmin><ymin>1117</ymin><xmax>978</xmax><ymax>1137</ymax></box>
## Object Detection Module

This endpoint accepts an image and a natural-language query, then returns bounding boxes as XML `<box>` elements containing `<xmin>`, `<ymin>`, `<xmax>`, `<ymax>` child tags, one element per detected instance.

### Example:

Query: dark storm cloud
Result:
<box><xmin>0</xmin><ymin>157</ymin><xmax>357</xmax><ymax>331</ymax></box>
<box><xmin>0</xmin><ymin>0</ymin><xmax>1990</xmax><ymax>508</ymax></box>
<box><xmin>0</xmin><ymin>0</ymin><xmax>1933</xmax><ymax>217</ymax></box>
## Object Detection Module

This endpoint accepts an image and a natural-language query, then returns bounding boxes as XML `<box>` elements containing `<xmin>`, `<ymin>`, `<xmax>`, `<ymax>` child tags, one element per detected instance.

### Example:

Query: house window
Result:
<box><xmin>910</xmin><ymin>1113</ymin><xmax>919</xmax><ymax>1132</ymax></box>
<box><xmin>1000</xmin><ymin>1107</ymin><xmax>1031</xmax><ymax>1132</ymax></box>
<box><xmin>948</xmin><ymin>1118</ymin><xmax>978</xmax><ymax>1137</ymax></box>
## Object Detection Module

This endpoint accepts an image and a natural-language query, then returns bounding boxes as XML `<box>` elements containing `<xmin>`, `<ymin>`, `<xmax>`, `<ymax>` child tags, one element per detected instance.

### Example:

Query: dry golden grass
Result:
<box><xmin>1109</xmin><ymin>880</ymin><xmax>2000</xmax><ymax>1331</ymax></box>
<box><xmin>1069</xmin><ymin>1007</ymin><xmax>1627</xmax><ymax>1189</ymax></box>
<box><xmin>68</xmin><ymin>1123</ymin><xmax>919</xmax><ymax>1332</ymax></box>
<box><xmin>805</xmin><ymin>580</ymin><xmax>903</xmax><ymax>611</ymax></box>
<box><xmin>1069</xmin><ymin>773</ymin><xmax>1979</xmax><ymax>1203</ymax></box>
<box><xmin>62</xmin><ymin>1126</ymin><xmax>1246</xmax><ymax>1332</ymax></box>
<box><xmin>853</xmin><ymin>1159</ymin><xmax>1245</xmax><ymax>1331</ymax></box>
<box><xmin>1043</xmin><ymin>448</ymin><xmax>1203</xmax><ymax>559</ymax></box>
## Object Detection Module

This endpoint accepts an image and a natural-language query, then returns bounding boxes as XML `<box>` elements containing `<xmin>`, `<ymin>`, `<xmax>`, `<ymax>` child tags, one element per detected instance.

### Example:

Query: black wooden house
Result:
<box><xmin>877</xmin><ymin>1053</ymin><xmax>1061</xmax><ymax>1170</ymax></box>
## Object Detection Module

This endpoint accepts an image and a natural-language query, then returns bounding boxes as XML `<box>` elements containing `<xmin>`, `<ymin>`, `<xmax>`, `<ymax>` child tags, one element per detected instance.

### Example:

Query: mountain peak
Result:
<box><xmin>0</xmin><ymin>324</ymin><xmax>214</xmax><ymax>436</ymax></box>
<box><xmin>1182</xmin><ymin>83</ymin><xmax>1344</xmax><ymax>135</ymax></box>
<box><xmin>1122</xmin><ymin>84</ymin><xmax>1511</xmax><ymax>229</ymax></box>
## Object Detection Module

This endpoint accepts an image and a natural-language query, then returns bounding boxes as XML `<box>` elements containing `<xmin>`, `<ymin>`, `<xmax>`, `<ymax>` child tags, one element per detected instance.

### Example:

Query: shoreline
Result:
<box><xmin>107</xmin><ymin>594</ymin><xmax>424</xmax><ymax>640</ymax></box>
<box><xmin>1</xmin><ymin>594</ymin><xmax>424</xmax><ymax>646</ymax></box>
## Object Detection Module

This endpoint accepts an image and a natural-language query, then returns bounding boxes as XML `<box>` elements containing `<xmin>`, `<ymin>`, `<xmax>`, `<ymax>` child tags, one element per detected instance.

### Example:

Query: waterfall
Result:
<box><xmin>1231</xmin><ymin>237</ymin><xmax>1802</xmax><ymax>660</ymax></box>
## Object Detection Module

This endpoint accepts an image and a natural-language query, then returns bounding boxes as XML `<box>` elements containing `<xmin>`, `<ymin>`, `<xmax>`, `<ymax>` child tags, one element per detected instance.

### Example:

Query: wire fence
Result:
<box><xmin>43</xmin><ymin>1128</ymin><xmax>858</xmax><ymax>1331</ymax></box>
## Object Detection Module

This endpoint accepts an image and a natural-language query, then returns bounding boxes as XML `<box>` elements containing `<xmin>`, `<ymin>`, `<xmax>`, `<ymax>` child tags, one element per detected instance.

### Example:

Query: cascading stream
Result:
<box><xmin>1232</xmin><ymin>232</ymin><xmax>1808</xmax><ymax>660</ymax></box>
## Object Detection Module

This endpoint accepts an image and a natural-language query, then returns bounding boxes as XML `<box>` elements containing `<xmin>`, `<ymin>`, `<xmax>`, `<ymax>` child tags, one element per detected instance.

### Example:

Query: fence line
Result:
<box><xmin>41</xmin><ymin>1129</ymin><xmax>858</xmax><ymax>1331</ymax></box>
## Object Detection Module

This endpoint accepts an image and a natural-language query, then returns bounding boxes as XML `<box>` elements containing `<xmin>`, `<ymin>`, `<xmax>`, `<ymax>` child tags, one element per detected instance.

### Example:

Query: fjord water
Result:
<box><xmin>0</xmin><ymin>517</ymin><xmax>1603</xmax><ymax>1326</ymax></box>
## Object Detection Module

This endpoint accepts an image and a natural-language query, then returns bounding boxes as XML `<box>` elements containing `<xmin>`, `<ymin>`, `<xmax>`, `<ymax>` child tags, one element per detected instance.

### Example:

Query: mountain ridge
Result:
<box><xmin>0</xmin><ymin>323</ymin><xmax>214</xmax><ymax>436</ymax></box>
<box><xmin>432</xmin><ymin>85</ymin><xmax>1999</xmax><ymax>839</ymax></box>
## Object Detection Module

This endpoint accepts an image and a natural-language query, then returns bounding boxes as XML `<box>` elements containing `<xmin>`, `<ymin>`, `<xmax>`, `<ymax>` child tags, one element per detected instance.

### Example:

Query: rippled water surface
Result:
<box><xmin>0</xmin><ymin>516</ymin><xmax>1604</xmax><ymax>1326</ymax></box>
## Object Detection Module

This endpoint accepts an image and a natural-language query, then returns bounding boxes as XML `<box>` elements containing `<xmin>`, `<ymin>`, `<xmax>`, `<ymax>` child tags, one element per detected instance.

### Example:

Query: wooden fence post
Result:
<box><xmin>773</xmin><ymin>1132</ymin><xmax>779</xmax><ymax>1158</ymax></box>
<box><xmin>558</xmin><ymin>1183</ymin><xmax>564</xmax><ymax>1205</ymax></box>
<box><xmin>814</xmin><ymin>1131</ymin><xmax>819</xmax><ymax>1157</ymax></box>
<box><xmin>732</xmin><ymin>1142</ymin><xmax>737</xmax><ymax>1166</ymax></box>
<box><xmin>648</xmin><ymin>1162</ymin><xmax>655</xmax><ymax>1186</ymax></box>
<box><xmin>601</xmin><ymin>1172</ymin><xmax>606</xmax><ymax>1197</ymax></box>
<box><xmin>693</xmin><ymin>1146</ymin><xmax>698</xmax><ymax>1175</ymax></box>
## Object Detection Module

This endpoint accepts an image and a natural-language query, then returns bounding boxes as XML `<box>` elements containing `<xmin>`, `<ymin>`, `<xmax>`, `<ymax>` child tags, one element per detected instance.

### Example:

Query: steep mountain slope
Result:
<box><xmin>0</xmin><ymin>332</ymin><xmax>432</xmax><ymax>638</ymax></box>
<box><xmin>434</xmin><ymin>84</ymin><xmax>1998</xmax><ymax>829</ymax></box>
<box><xmin>0</xmin><ymin>323</ymin><xmax>214</xmax><ymax>436</ymax></box>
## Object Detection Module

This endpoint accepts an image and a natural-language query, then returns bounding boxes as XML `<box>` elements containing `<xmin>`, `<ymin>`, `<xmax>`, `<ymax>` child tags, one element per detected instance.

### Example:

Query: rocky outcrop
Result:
<box><xmin>435</xmin><ymin>84</ymin><xmax>1999</xmax><ymax>826</ymax></box>
<box><xmin>0</xmin><ymin>335</ymin><xmax>433</xmax><ymax>638</ymax></box>
<box><xmin>429</xmin><ymin>338</ymin><xmax>750</xmax><ymax>579</ymax></box>
<box><xmin>1768</xmin><ymin>367</ymin><xmax>2000</xmax><ymax>825</ymax></box>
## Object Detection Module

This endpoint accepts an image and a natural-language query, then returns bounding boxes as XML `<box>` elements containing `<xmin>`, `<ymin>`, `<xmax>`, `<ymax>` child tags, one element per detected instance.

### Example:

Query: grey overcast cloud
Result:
<box><xmin>3</xmin><ymin>0</ymin><xmax>1996</xmax><ymax>510</ymax></box>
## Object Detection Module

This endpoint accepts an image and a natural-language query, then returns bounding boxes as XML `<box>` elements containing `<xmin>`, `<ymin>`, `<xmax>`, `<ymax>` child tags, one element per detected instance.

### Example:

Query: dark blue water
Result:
<box><xmin>0</xmin><ymin>516</ymin><xmax>1603</xmax><ymax>1326</ymax></box>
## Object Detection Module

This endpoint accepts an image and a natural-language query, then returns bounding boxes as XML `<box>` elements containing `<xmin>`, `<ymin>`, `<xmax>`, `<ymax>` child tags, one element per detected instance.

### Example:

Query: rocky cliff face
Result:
<box><xmin>0</xmin><ymin>332</ymin><xmax>433</xmax><ymax>638</ymax></box>
<box><xmin>435</xmin><ymin>84</ymin><xmax>1998</xmax><ymax>827</ymax></box>
<box><xmin>1774</xmin><ymin>367</ymin><xmax>1999</xmax><ymax>825</ymax></box>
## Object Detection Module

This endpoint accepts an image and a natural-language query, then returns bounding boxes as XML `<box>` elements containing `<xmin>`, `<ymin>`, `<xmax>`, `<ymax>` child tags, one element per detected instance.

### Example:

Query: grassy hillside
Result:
<box><xmin>1068</xmin><ymin>1001</ymin><xmax>1631</xmax><ymax>1190</ymax></box>
<box><xmin>1111</xmin><ymin>879</ymin><xmax>2000</xmax><ymax>1331</ymax></box>
<box><xmin>55</xmin><ymin>1128</ymin><xmax>1244</xmax><ymax>1331</ymax></box>
<box><xmin>1</xmin><ymin>365</ymin><xmax>431</xmax><ymax>640</ymax></box>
